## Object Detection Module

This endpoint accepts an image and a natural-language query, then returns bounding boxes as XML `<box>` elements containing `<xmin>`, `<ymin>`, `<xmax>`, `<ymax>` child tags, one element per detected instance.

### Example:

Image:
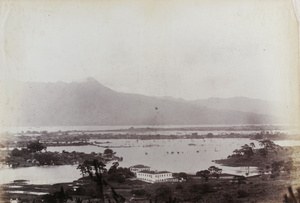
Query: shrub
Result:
<box><xmin>222</xmin><ymin>193</ymin><xmax>234</xmax><ymax>203</ymax></box>
<box><xmin>11</xmin><ymin>148</ymin><xmax>23</xmax><ymax>157</ymax></box>
<box><xmin>237</xmin><ymin>190</ymin><xmax>249</xmax><ymax>198</ymax></box>
<box><xmin>108</xmin><ymin>173</ymin><xmax>126</xmax><ymax>183</ymax></box>
<box><xmin>27</xmin><ymin>140</ymin><xmax>46</xmax><ymax>152</ymax></box>
<box><xmin>131</xmin><ymin>189</ymin><xmax>149</xmax><ymax>197</ymax></box>
<box><xmin>104</xmin><ymin>148</ymin><xmax>114</xmax><ymax>155</ymax></box>
<box><xmin>202</xmin><ymin>183</ymin><xmax>213</xmax><ymax>193</ymax></box>
<box><xmin>115</xmin><ymin>175</ymin><xmax>126</xmax><ymax>183</ymax></box>
<box><xmin>154</xmin><ymin>185</ymin><xmax>173</xmax><ymax>201</ymax></box>
<box><xmin>34</xmin><ymin>152</ymin><xmax>59</xmax><ymax>165</ymax></box>
<box><xmin>270</xmin><ymin>171</ymin><xmax>280</xmax><ymax>179</ymax></box>
<box><xmin>175</xmin><ymin>184</ymin><xmax>184</xmax><ymax>190</ymax></box>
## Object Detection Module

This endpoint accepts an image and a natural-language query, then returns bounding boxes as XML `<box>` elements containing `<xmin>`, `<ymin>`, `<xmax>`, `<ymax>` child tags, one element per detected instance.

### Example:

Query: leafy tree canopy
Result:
<box><xmin>27</xmin><ymin>140</ymin><xmax>46</xmax><ymax>152</ymax></box>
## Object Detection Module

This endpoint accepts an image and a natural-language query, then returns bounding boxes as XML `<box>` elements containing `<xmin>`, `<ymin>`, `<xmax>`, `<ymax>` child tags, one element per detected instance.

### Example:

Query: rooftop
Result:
<box><xmin>137</xmin><ymin>170</ymin><xmax>171</xmax><ymax>174</ymax></box>
<box><xmin>130</xmin><ymin>164</ymin><xmax>151</xmax><ymax>168</ymax></box>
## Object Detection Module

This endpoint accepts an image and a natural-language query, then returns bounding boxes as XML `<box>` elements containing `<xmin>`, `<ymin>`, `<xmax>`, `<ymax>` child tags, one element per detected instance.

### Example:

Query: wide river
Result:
<box><xmin>0</xmin><ymin>138</ymin><xmax>298</xmax><ymax>185</ymax></box>
<box><xmin>0</xmin><ymin>138</ymin><xmax>259</xmax><ymax>185</ymax></box>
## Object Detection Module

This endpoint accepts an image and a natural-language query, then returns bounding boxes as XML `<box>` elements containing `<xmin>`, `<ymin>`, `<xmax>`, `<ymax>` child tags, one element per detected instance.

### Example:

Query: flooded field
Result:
<box><xmin>0</xmin><ymin>138</ymin><xmax>265</xmax><ymax>185</ymax></box>
<box><xmin>47</xmin><ymin>138</ymin><xmax>260</xmax><ymax>174</ymax></box>
<box><xmin>0</xmin><ymin>165</ymin><xmax>81</xmax><ymax>185</ymax></box>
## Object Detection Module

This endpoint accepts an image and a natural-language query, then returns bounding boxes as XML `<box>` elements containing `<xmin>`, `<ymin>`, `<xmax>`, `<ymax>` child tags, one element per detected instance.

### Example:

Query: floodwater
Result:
<box><xmin>0</xmin><ymin>138</ymin><xmax>295</xmax><ymax>185</ymax></box>
<box><xmin>0</xmin><ymin>165</ymin><xmax>81</xmax><ymax>185</ymax></box>
<box><xmin>47</xmin><ymin>138</ymin><xmax>260</xmax><ymax>174</ymax></box>
<box><xmin>274</xmin><ymin>140</ymin><xmax>300</xmax><ymax>146</ymax></box>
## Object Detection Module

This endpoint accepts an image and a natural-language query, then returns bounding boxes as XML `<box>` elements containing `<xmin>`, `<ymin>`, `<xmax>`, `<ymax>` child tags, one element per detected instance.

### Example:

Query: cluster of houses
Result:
<box><xmin>129</xmin><ymin>164</ymin><xmax>179</xmax><ymax>183</ymax></box>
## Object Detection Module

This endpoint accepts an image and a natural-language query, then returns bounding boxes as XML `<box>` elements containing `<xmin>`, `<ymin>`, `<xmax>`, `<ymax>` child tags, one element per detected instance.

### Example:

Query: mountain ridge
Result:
<box><xmin>4</xmin><ymin>78</ymin><xmax>281</xmax><ymax>126</ymax></box>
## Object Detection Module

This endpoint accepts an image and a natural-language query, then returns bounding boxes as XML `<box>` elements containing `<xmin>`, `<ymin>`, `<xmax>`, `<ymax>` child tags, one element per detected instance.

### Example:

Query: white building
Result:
<box><xmin>136</xmin><ymin>170</ymin><xmax>178</xmax><ymax>183</ymax></box>
<box><xmin>10</xmin><ymin>198</ymin><xmax>20</xmax><ymax>203</ymax></box>
<box><xmin>129</xmin><ymin>164</ymin><xmax>151</xmax><ymax>174</ymax></box>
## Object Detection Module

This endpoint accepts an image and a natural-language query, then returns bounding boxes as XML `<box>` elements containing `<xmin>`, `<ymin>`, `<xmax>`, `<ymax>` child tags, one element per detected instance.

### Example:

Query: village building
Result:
<box><xmin>129</xmin><ymin>164</ymin><xmax>151</xmax><ymax>174</ymax></box>
<box><xmin>136</xmin><ymin>170</ymin><xmax>178</xmax><ymax>183</ymax></box>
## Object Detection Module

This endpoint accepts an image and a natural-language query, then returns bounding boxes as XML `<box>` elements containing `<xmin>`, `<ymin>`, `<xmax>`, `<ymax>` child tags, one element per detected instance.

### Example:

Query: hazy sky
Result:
<box><xmin>1</xmin><ymin>0</ymin><xmax>299</xmax><ymax>102</ymax></box>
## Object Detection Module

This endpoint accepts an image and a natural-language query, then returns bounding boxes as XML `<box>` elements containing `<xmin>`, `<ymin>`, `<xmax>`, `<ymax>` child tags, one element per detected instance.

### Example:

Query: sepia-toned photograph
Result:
<box><xmin>0</xmin><ymin>0</ymin><xmax>300</xmax><ymax>202</ymax></box>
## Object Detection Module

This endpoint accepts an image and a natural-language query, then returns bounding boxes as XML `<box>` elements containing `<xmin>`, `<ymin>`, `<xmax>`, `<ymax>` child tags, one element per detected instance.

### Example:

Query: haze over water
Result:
<box><xmin>0</xmin><ymin>124</ymin><xmax>295</xmax><ymax>134</ymax></box>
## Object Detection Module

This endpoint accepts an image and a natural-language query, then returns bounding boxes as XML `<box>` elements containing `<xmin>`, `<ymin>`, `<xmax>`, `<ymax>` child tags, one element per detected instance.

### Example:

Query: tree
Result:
<box><xmin>11</xmin><ymin>148</ymin><xmax>23</xmax><ymax>157</ymax></box>
<box><xmin>249</xmin><ymin>142</ymin><xmax>255</xmax><ymax>148</ymax></box>
<box><xmin>271</xmin><ymin>160</ymin><xmax>284</xmax><ymax>174</ymax></box>
<box><xmin>104</xmin><ymin>148</ymin><xmax>114</xmax><ymax>156</ymax></box>
<box><xmin>108</xmin><ymin>162</ymin><xmax>119</xmax><ymax>174</ymax></box>
<box><xmin>107</xmin><ymin>163</ymin><xmax>134</xmax><ymax>183</ymax></box>
<box><xmin>111</xmin><ymin>187</ymin><xmax>126</xmax><ymax>202</ymax></box>
<box><xmin>233</xmin><ymin>149</ymin><xmax>242</xmax><ymax>157</ymax></box>
<box><xmin>55</xmin><ymin>186</ymin><xmax>72</xmax><ymax>203</ymax></box>
<box><xmin>43</xmin><ymin>187</ymin><xmax>72</xmax><ymax>203</ymax></box>
<box><xmin>77</xmin><ymin>159</ymin><xmax>107</xmax><ymax>202</ymax></box>
<box><xmin>258</xmin><ymin>148</ymin><xmax>268</xmax><ymax>158</ymax></box>
<box><xmin>283</xmin><ymin>161</ymin><xmax>293</xmax><ymax>174</ymax></box>
<box><xmin>240</xmin><ymin>144</ymin><xmax>254</xmax><ymax>158</ymax></box>
<box><xmin>41</xmin><ymin>130</ymin><xmax>48</xmax><ymax>135</ymax></box>
<box><xmin>27</xmin><ymin>140</ymin><xmax>46</xmax><ymax>153</ymax></box>
<box><xmin>196</xmin><ymin>170</ymin><xmax>210</xmax><ymax>183</ymax></box>
<box><xmin>254</xmin><ymin>133</ymin><xmax>263</xmax><ymax>139</ymax></box>
<box><xmin>34</xmin><ymin>152</ymin><xmax>60</xmax><ymax>165</ymax></box>
<box><xmin>178</xmin><ymin>172</ymin><xmax>188</xmax><ymax>180</ymax></box>
<box><xmin>189</xmin><ymin>184</ymin><xmax>208</xmax><ymax>201</ymax></box>
<box><xmin>259</xmin><ymin>140</ymin><xmax>276</xmax><ymax>150</ymax></box>
<box><xmin>77</xmin><ymin>164</ymin><xmax>87</xmax><ymax>177</ymax></box>
<box><xmin>283</xmin><ymin>187</ymin><xmax>300</xmax><ymax>203</ymax></box>
<box><xmin>206</xmin><ymin>133</ymin><xmax>214</xmax><ymax>138</ymax></box>
<box><xmin>233</xmin><ymin>175</ymin><xmax>246</xmax><ymax>190</ymax></box>
<box><xmin>153</xmin><ymin>185</ymin><xmax>173</xmax><ymax>201</ymax></box>
<box><xmin>208</xmin><ymin>166</ymin><xmax>222</xmax><ymax>179</ymax></box>
<box><xmin>77</xmin><ymin>159</ymin><xmax>126</xmax><ymax>202</ymax></box>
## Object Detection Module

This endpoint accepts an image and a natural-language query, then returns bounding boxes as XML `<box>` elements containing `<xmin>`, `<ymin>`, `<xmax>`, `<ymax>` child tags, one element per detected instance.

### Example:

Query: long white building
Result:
<box><xmin>136</xmin><ymin>170</ymin><xmax>178</xmax><ymax>183</ymax></box>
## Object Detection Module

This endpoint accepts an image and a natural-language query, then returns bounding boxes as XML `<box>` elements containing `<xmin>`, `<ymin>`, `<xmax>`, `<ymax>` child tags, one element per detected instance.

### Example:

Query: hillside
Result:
<box><xmin>6</xmin><ymin>78</ymin><xmax>278</xmax><ymax>126</ymax></box>
<box><xmin>190</xmin><ymin>97</ymin><xmax>287</xmax><ymax>117</ymax></box>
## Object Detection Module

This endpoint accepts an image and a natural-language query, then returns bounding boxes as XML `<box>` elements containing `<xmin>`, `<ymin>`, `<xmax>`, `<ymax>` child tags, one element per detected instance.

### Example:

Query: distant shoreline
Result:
<box><xmin>1</xmin><ymin>124</ymin><xmax>298</xmax><ymax>134</ymax></box>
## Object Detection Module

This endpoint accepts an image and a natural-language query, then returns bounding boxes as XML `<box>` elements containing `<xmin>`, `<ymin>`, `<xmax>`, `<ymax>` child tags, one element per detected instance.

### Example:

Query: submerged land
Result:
<box><xmin>0</xmin><ymin>126</ymin><xmax>300</xmax><ymax>203</ymax></box>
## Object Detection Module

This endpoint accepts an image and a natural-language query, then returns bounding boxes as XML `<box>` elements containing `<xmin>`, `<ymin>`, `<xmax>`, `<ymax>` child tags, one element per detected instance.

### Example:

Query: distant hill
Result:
<box><xmin>6</xmin><ymin>78</ymin><xmax>280</xmax><ymax>126</ymax></box>
<box><xmin>190</xmin><ymin>97</ymin><xmax>288</xmax><ymax>117</ymax></box>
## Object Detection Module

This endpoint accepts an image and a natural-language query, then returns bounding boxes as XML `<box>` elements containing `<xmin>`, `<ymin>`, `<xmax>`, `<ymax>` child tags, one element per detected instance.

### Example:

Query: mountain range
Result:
<box><xmin>5</xmin><ymin>78</ymin><xmax>288</xmax><ymax>126</ymax></box>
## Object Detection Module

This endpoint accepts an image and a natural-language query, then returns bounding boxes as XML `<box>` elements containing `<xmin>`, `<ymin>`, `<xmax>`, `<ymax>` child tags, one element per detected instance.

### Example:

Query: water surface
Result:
<box><xmin>2</xmin><ymin>138</ymin><xmax>294</xmax><ymax>185</ymax></box>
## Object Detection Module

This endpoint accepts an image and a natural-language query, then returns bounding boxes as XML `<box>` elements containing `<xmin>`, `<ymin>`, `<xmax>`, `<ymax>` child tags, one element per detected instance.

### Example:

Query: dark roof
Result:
<box><xmin>137</xmin><ymin>170</ymin><xmax>171</xmax><ymax>174</ymax></box>
<box><xmin>218</xmin><ymin>173</ymin><xmax>235</xmax><ymax>177</ymax></box>
<box><xmin>130</xmin><ymin>164</ymin><xmax>150</xmax><ymax>168</ymax></box>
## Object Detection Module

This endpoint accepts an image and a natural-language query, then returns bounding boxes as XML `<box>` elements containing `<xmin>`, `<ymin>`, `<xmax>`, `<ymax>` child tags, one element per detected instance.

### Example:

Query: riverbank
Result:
<box><xmin>1</xmin><ymin>147</ymin><xmax>122</xmax><ymax>168</ymax></box>
<box><xmin>2</xmin><ymin>169</ymin><xmax>297</xmax><ymax>203</ymax></box>
<box><xmin>215</xmin><ymin>146</ymin><xmax>293</xmax><ymax>168</ymax></box>
<box><xmin>1</xmin><ymin>127</ymin><xmax>297</xmax><ymax>150</ymax></box>
<box><xmin>215</xmin><ymin>141</ymin><xmax>296</xmax><ymax>178</ymax></box>
<box><xmin>1</xmin><ymin>132</ymin><xmax>300</xmax><ymax>202</ymax></box>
